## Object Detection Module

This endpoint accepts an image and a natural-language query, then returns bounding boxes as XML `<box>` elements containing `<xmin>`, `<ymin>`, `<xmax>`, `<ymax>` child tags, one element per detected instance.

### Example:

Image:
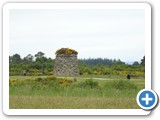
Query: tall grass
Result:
<box><xmin>10</xmin><ymin>95</ymin><xmax>139</xmax><ymax>109</ymax></box>
<box><xmin>9</xmin><ymin>76</ymin><xmax>144</xmax><ymax>109</ymax></box>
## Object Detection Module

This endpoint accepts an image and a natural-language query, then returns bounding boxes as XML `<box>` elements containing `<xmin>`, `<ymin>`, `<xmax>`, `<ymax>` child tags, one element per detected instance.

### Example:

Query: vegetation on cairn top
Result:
<box><xmin>55</xmin><ymin>48</ymin><xmax>78</xmax><ymax>55</ymax></box>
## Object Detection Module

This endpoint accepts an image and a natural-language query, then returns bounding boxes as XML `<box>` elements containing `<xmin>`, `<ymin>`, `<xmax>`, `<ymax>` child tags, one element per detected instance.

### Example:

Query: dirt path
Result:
<box><xmin>57</xmin><ymin>76</ymin><xmax>114</xmax><ymax>80</ymax></box>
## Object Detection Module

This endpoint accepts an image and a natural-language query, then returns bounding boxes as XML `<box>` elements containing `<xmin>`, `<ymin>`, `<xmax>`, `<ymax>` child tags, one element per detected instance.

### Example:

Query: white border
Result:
<box><xmin>3</xmin><ymin>3</ymin><xmax>151</xmax><ymax>115</ymax></box>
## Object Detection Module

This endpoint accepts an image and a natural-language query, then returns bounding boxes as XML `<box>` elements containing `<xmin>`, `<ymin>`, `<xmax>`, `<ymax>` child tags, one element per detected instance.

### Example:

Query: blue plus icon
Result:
<box><xmin>137</xmin><ymin>89</ymin><xmax>158</xmax><ymax>110</ymax></box>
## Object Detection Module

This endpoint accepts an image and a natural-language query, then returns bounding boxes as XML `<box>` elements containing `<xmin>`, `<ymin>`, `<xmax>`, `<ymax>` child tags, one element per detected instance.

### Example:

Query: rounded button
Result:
<box><xmin>136</xmin><ymin>89</ymin><xmax>158</xmax><ymax>110</ymax></box>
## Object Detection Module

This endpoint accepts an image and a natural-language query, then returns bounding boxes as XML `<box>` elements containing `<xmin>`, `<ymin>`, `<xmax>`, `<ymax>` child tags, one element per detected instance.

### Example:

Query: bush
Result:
<box><xmin>58</xmin><ymin>78</ymin><xmax>73</xmax><ymax>86</ymax></box>
<box><xmin>35</xmin><ymin>77</ymin><xmax>43</xmax><ymax>81</ymax></box>
<box><xmin>46</xmin><ymin>76</ymin><xmax>57</xmax><ymax>80</ymax></box>
<box><xmin>25</xmin><ymin>78</ymin><xmax>34</xmax><ymax>81</ymax></box>
<box><xmin>55</xmin><ymin>48</ymin><xmax>78</xmax><ymax>55</ymax></box>
<box><xmin>9</xmin><ymin>78</ymin><xmax>18</xmax><ymax>85</ymax></box>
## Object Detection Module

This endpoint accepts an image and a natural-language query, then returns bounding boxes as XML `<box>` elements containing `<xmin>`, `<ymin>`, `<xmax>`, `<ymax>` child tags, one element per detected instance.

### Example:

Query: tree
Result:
<box><xmin>35</xmin><ymin>52</ymin><xmax>45</xmax><ymax>59</ymax></box>
<box><xmin>133</xmin><ymin>61</ymin><xmax>139</xmax><ymax>66</ymax></box>
<box><xmin>140</xmin><ymin>56</ymin><xmax>145</xmax><ymax>66</ymax></box>
<box><xmin>34</xmin><ymin>51</ymin><xmax>47</xmax><ymax>74</ymax></box>
<box><xmin>35</xmin><ymin>52</ymin><xmax>47</xmax><ymax>63</ymax></box>
<box><xmin>24</xmin><ymin>54</ymin><xmax>34</xmax><ymax>62</ymax></box>
<box><xmin>116</xmin><ymin>59</ymin><xmax>125</xmax><ymax>65</ymax></box>
<box><xmin>11</xmin><ymin>54</ymin><xmax>21</xmax><ymax>64</ymax></box>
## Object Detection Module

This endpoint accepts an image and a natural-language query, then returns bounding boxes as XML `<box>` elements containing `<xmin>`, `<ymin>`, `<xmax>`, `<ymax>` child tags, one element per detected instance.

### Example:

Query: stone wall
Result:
<box><xmin>53</xmin><ymin>54</ymin><xmax>79</xmax><ymax>76</ymax></box>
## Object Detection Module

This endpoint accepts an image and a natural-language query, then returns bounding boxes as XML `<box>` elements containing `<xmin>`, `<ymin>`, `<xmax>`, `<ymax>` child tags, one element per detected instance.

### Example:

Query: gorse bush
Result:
<box><xmin>35</xmin><ymin>76</ymin><xmax>57</xmax><ymax>82</ymax></box>
<box><xmin>46</xmin><ymin>76</ymin><xmax>57</xmax><ymax>80</ymax></box>
<box><xmin>9</xmin><ymin>78</ymin><xmax>18</xmax><ymax>86</ymax></box>
<box><xmin>58</xmin><ymin>77</ymin><xmax>73</xmax><ymax>86</ymax></box>
<box><xmin>55</xmin><ymin>48</ymin><xmax>78</xmax><ymax>55</ymax></box>
<box><xmin>10</xmin><ymin>76</ymin><xmax>73</xmax><ymax>88</ymax></box>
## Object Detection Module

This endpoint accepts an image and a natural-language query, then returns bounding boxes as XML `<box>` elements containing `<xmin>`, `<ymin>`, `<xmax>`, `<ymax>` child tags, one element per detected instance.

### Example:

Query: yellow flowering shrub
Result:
<box><xmin>55</xmin><ymin>48</ymin><xmax>78</xmax><ymax>55</ymax></box>
<box><xmin>58</xmin><ymin>77</ymin><xmax>73</xmax><ymax>86</ymax></box>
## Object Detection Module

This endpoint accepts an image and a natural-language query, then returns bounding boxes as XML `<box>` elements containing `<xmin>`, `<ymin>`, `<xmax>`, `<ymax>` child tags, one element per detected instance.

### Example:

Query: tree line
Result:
<box><xmin>9</xmin><ymin>52</ymin><xmax>145</xmax><ymax>77</ymax></box>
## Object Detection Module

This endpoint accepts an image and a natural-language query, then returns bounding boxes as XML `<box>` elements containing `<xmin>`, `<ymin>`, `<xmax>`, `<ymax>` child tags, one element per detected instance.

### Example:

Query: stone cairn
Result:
<box><xmin>53</xmin><ymin>48</ymin><xmax>79</xmax><ymax>76</ymax></box>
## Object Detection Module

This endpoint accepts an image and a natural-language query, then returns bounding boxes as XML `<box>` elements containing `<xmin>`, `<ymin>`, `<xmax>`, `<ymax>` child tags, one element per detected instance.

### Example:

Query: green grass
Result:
<box><xmin>10</xmin><ymin>95</ymin><xmax>139</xmax><ymax>109</ymax></box>
<box><xmin>9</xmin><ymin>75</ymin><xmax>144</xmax><ymax>109</ymax></box>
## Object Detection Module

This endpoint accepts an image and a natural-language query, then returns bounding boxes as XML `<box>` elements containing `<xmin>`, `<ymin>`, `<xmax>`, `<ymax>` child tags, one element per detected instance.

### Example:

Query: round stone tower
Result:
<box><xmin>53</xmin><ymin>48</ymin><xmax>79</xmax><ymax>76</ymax></box>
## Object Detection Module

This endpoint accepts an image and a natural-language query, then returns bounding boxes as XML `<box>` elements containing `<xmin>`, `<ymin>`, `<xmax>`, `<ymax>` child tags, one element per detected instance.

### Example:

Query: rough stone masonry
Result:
<box><xmin>53</xmin><ymin>48</ymin><xmax>79</xmax><ymax>76</ymax></box>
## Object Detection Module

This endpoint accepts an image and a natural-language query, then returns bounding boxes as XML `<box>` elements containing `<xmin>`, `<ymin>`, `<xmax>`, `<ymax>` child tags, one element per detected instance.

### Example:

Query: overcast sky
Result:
<box><xmin>9</xmin><ymin>9</ymin><xmax>145</xmax><ymax>62</ymax></box>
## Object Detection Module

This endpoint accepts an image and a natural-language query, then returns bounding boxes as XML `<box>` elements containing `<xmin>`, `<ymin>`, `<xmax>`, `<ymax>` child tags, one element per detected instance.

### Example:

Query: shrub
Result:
<box><xmin>35</xmin><ymin>77</ymin><xmax>43</xmax><ymax>81</ymax></box>
<box><xmin>25</xmin><ymin>78</ymin><xmax>34</xmax><ymax>81</ymax></box>
<box><xmin>55</xmin><ymin>48</ymin><xmax>78</xmax><ymax>55</ymax></box>
<box><xmin>82</xmin><ymin>72</ymin><xmax>88</xmax><ymax>75</ymax></box>
<box><xmin>58</xmin><ymin>78</ymin><xmax>73</xmax><ymax>86</ymax></box>
<box><xmin>9</xmin><ymin>78</ymin><xmax>18</xmax><ymax>84</ymax></box>
<box><xmin>93</xmin><ymin>71</ymin><xmax>98</xmax><ymax>75</ymax></box>
<box><xmin>9</xmin><ymin>78</ymin><xmax>19</xmax><ymax>86</ymax></box>
<box><xmin>46</xmin><ymin>76</ymin><xmax>57</xmax><ymax>81</ymax></box>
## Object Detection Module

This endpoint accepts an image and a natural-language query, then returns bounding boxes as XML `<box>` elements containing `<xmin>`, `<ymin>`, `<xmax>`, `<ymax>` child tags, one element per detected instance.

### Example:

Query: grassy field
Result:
<box><xmin>9</xmin><ymin>75</ymin><xmax>144</xmax><ymax>109</ymax></box>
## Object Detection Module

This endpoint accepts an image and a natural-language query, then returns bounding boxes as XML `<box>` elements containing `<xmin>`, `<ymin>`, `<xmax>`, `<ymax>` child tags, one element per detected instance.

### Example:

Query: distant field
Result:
<box><xmin>9</xmin><ymin>75</ymin><xmax>144</xmax><ymax>109</ymax></box>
